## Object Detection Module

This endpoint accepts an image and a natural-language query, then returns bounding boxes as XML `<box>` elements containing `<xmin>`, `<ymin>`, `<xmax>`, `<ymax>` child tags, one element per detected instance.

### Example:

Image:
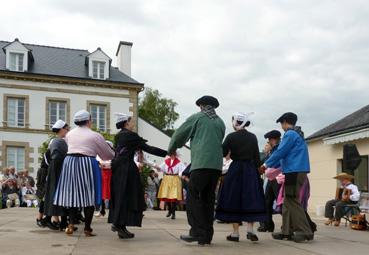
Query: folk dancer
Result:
<box><xmin>54</xmin><ymin>110</ymin><xmax>114</xmax><ymax>237</ymax></box>
<box><xmin>95</xmin><ymin>142</ymin><xmax>113</xmax><ymax>218</ymax></box>
<box><xmin>215</xmin><ymin>112</ymin><xmax>267</xmax><ymax>242</ymax></box>
<box><xmin>156</xmin><ymin>151</ymin><xmax>186</xmax><ymax>219</ymax></box>
<box><xmin>108</xmin><ymin>113</ymin><xmax>167</xmax><ymax>239</ymax></box>
<box><xmin>260</xmin><ymin>112</ymin><xmax>314</xmax><ymax>243</ymax></box>
<box><xmin>258</xmin><ymin>130</ymin><xmax>281</xmax><ymax>232</ymax></box>
<box><xmin>168</xmin><ymin>95</ymin><xmax>226</xmax><ymax>245</ymax></box>
<box><xmin>44</xmin><ymin>120</ymin><xmax>69</xmax><ymax>231</ymax></box>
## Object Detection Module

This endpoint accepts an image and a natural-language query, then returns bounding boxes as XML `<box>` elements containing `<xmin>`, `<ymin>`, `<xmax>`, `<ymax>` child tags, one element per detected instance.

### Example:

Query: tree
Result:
<box><xmin>138</xmin><ymin>88</ymin><xmax>179</xmax><ymax>134</ymax></box>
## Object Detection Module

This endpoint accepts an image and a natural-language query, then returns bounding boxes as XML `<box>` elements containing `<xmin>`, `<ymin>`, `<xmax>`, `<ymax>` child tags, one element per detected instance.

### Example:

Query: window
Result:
<box><xmin>90</xmin><ymin>104</ymin><xmax>107</xmax><ymax>131</ymax></box>
<box><xmin>7</xmin><ymin>97</ymin><xmax>25</xmax><ymax>127</ymax></box>
<box><xmin>48</xmin><ymin>101</ymin><xmax>67</xmax><ymax>128</ymax></box>
<box><xmin>6</xmin><ymin>146</ymin><xmax>25</xmax><ymax>170</ymax></box>
<box><xmin>92</xmin><ymin>61</ymin><xmax>105</xmax><ymax>79</ymax></box>
<box><xmin>9</xmin><ymin>52</ymin><xmax>24</xmax><ymax>71</ymax></box>
<box><xmin>338</xmin><ymin>156</ymin><xmax>369</xmax><ymax>192</ymax></box>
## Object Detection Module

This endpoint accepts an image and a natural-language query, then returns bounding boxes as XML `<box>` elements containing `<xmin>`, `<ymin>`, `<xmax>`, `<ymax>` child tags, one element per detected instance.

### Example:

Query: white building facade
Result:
<box><xmin>0</xmin><ymin>39</ymin><xmax>188</xmax><ymax>176</ymax></box>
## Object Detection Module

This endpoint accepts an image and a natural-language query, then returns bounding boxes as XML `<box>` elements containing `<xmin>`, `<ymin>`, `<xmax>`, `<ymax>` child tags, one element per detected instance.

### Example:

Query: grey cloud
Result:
<box><xmin>1</xmin><ymin>0</ymin><xmax>369</xmax><ymax>145</ymax></box>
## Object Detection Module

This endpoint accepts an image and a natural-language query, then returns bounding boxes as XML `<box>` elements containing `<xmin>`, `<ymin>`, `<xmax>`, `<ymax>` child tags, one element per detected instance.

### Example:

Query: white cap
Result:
<box><xmin>232</xmin><ymin>112</ymin><xmax>254</xmax><ymax>129</ymax></box>
<box><xmin>52</xmin><ymin>120</ymin><xmax>66</xmax><ymax>129</ymax></box>
<box><xmin>74</xmin><ymin>110</ymin><xmax>90</xmax><ymax>122</ymax></box>
<box><xmin>115</xmin><ymin>112</ymin><xmax>129</xmax><ymax>124</ymax></box>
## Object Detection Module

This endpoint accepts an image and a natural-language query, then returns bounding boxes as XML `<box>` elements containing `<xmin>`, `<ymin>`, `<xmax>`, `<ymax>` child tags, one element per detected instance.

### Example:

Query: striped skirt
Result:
<box><xmin>53</xmin><ymin>155</ymin><xmax>102</xmax><ymax>208</ymax></box>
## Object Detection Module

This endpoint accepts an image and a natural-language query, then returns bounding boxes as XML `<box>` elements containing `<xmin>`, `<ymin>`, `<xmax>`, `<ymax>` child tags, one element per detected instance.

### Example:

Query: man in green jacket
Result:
<box><xmin>168</xmin><ymin>95</ymin><xmax>225</xmax><ymax>245</ymax></box>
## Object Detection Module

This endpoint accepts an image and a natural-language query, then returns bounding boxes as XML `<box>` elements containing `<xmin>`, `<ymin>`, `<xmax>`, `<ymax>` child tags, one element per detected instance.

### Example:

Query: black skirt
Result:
<box><xmin>108</xmin><ymin>154</ymin><xmax>145</xmax><ymax>227</ymax></box>
<box><xmin>215</xmin><ymin>160</ymin><xmax>267</xmax><ymax>222</ymax></box>
<box><xmin>44</xmin><ymin>158</ymin><xmax>66</xmax><ymax>216</ymax></box>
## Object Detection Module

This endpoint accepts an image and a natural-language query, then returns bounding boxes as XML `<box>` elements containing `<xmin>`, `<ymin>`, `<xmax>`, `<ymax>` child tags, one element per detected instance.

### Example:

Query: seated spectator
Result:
<box><xmin>146</xmin><ymin>170</ymin><xmax>159</xmax><ymax>209</ymax></box>
<box><xmin>145</xmin><ymin>193</ymin><xmax>154</xmax><ymax>210</ymax></box>
<box><xmin>2</xmin><ymin>168</ymin><xmax>10</xmax><ymax>181</ymax></box>
<box><xmin>8</xmin><ymin>166</ymin><xmax>18</xmax><ymax>179</ymax></box>
<box><xmin>23</xmin><ymin>170</ymin><xmax>35</xmax><ymax>187</ymax></box>
<box><xmin>22</xmin><ymin>182</ymin><xmax>38</xmax><ymax>207</ymax></box>
<box><xmin>325</xmin><ymin>173</ymin><xmax>360</xmax><ymax>226</ymax></box>
<box><xmin>17</xmin><ymin>171</ymin><xmax>27</xmax><ymax>188</ymax></box>
<box><xmin>3</xmin><ymin>179</ymin><xmax>20</xmax><ymax>208</ymax></box>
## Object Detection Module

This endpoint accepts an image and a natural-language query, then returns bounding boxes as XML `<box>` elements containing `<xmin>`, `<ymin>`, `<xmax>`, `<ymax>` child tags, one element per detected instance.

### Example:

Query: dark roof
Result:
<box><xmin>307</xmin><ymin>104</ymin><xmax>369</xmax><ymax>140</ymax></box>
<box><xmin>0</xmin><ymin>40</ymin><xmax>141</xmax><ymax>85</ymax></box>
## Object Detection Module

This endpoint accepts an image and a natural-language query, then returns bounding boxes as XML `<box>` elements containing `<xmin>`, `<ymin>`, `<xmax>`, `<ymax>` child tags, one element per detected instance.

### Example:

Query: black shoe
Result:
<box><xmin>247</xmin><ymin>232</ymin><xmax>259</xmax><ymax>242</ymax></box>
<box><xmin>59</xmin><ymin>221</ymin><xmax>68</xmax><ymax>231</ymax></box>
<box><xmin>111</xmin><ymin>225</ymin><xmax>120</xmax><ymax>232</ymax></box>
<box><xmin>180</xmin><ymin>234</ymin><xmax>198</xmax><ymax>243</ymax></box>
<box><xmin>198</xmin><ymin>241</ymin><xmax>211</xmax><ymax>246</ymax></box>
<box><xmin>226</xmin><ymin>235</ymin><xmax>239</xmax><ymax>242</ymax></box>
<box><xmin>311</xmin><ymin>222</ymin><xmax>317</xmax><ymax>233</ymax></box>
<box><xmin>78</xmin><ymin>215</ymin><xmax>85</xmax><ymax>223</ymax></box>
<box><xmin>52</xmin><ymin>221</ymin><xmax>60</xmax><ymax>228</ymax></box>
<box><xmin>112</xmin><ymin>225</ymin><xmax>134</xmax><ymax>238</ymax></box>
<box><xmin>257</xmin><ymin>226</ymin><xmax>268</xmax><ymax>232</ymax></box>
<box><xmin>166</xmin><ymin>212</ymin><xmax>172</xmax><ymax>217</ymax></box>
<box><xmin>292</xmin><ymin>232</ymin><xmax>314</xmax><ymax>243</ymax></box>
<box><xmin>272</xmin><ymin>232</ymin><xmax>292</xmax><ymax>241</ymax></box>
<box><xmin>117</xmin><ymin>229</ymin><xmax>135</xmax><ymax>239</ymax></box>
<box><xmin>171</xmin><ymin>214</ymin><xmax>176</xmax><ymax>220</ymax></box>
<box><xmin>46</xmin><ymin>221</ymin><xmax>59</xmax><ymax>230</ymax></box>
<box><xmin>36</xmin><ymin>219</ymin><xmax>45</xmax><ymax>228</ymax></box>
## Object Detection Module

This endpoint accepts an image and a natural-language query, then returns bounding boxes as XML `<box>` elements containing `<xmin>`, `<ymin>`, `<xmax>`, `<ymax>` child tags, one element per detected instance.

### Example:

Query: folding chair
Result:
<box><xmin>342</xmin><ymin>204</ymin><xmax>361</xmax><ymax>227</ymax></box>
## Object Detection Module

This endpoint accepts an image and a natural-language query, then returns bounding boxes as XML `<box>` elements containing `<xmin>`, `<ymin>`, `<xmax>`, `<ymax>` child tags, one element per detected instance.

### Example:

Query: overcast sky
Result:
<box><xmin>2</xmin><ymin>0</ymin><xmax>369</xmax><ymax>144</ymax></box>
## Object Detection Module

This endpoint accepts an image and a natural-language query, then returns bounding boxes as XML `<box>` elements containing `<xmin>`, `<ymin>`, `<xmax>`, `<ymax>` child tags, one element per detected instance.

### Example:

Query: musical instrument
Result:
<box><xmin>335</xmin><ymin>187</ymin><xmax>352</xmax><ymax>201</ymax></box>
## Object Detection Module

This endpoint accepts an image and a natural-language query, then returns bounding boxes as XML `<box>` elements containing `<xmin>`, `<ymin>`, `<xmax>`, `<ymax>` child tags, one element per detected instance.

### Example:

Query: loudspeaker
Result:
<box><xmin>342</xmin><ymin>144</ymin><xmax>361</xmax><ymax>175</ymax></box>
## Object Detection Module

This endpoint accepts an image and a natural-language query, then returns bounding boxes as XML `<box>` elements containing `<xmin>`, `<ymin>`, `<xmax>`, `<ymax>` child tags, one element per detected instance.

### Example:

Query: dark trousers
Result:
<box><xmin>187</xmin><ymin>169</ymin><xmax>220</xmax><ymax>243</ymax></box>
<box><xmin>261</xmin><ymin>180</ymin><xmax>280</xmax><ymax>230</ymax></box>
<box><xmin>69</xmin><ymin>206</ymin><xmax>94</xmax><ymax>231</ymax></box>
<box><xmin>167</xmin><ymin>202</ymin><xmax>177</xmax><ymax>215</ymax></box>
<box><xmin>39</xmin><ymin>200</ymin><xmax>45</xmax><ymax>214</ymax></box>
<box><xmin>325</xmin><ymin>199</ymin><xmax>356</xmax><ymax>220</ymax></box>
<box><xmin>282</xmin><ymin>173</ymin><xmax>312</xmax><ymax>235</ymax></box>
<box><xmin>95</xmin><ymin>200</ymin><xmax>106</xmax><ymax>214</ymax></box>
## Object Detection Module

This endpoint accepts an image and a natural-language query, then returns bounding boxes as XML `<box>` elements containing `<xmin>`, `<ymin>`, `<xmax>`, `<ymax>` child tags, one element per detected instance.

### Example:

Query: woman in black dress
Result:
<box><xmin>43</xmin><ymin>120</ymin><xmax>69</xmax><ymax>230</ymax></box>
<box><xmin>215</xmin><ymin>112</ymin><xmax>267</xmax><ymax>242</ymax></box>
<box><xmin>108</xmin><ymin>113</ymin><xmax>167</xmax><ymax>239</ymax></box>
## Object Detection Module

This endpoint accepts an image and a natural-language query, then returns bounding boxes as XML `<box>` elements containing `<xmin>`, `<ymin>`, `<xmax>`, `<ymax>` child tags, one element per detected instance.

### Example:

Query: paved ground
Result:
<box><xmin>0</xmin><ymin>208</ymin><xmax>368</xmax><ymax>255</ymax></box>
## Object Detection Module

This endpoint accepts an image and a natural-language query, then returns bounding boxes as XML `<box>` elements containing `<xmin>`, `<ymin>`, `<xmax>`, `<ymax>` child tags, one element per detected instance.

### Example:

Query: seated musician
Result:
<box><xmin>324</xmin><ymin>172</ymin><xmax>360</xmax><ymax>226</ymax></box>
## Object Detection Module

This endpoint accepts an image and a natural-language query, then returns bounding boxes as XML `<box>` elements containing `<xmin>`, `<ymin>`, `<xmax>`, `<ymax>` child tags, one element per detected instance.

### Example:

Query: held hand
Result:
<box><xmin>258</xmin><ymin>165</ymin><xmax>266</xmax><ymax>174</ymax></box>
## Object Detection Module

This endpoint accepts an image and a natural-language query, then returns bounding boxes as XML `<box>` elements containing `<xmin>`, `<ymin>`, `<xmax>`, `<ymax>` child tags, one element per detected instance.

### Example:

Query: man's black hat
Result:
<box><xmin>276</xmin><ymin>112</ymin><xmax>298</xmax><ymax>125</ymax></box>
<box><xmin>264</xmin><ymin>130</ymin><xmax>281</xmax><ymax>139</ymax></box>
<box><xmin>196</xmin><ymin>95</ymin><xmax>220</xmax><ymax>108</ymax></box>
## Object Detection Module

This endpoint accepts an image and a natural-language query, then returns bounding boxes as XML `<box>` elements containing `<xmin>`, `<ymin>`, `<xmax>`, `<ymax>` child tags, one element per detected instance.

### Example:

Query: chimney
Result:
<box><xmin>116</xmin><ymin>41</ymin><xmax>133</xmax><ymax>76</ymax></box>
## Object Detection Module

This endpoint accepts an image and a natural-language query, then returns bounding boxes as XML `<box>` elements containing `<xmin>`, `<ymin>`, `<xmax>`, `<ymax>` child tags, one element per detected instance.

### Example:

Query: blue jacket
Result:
<box><xmin>265</xmin><ymin>129</ymin><xmax>310</xmax><ymax>174</ymax></box>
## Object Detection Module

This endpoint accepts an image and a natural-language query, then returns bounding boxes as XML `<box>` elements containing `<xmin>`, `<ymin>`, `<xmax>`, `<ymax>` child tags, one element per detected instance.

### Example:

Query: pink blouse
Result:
<box><xmin>66</xmin><ymin>126</ymin><xmax>114</xmax><ymax>160</ymax></box>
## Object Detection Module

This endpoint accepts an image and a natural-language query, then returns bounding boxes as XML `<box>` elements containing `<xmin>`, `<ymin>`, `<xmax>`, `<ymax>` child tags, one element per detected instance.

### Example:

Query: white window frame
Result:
<box><xmin>48</xmin><ymin>101</ymin><xmax>67</xmax><ymax>128</ymax></box>
<box><xmin>7</xmin><ymin>97</ymin><xmax>26</xmax><ymax>127</ymax></box>
<box><xmin>90</xmin><ymin>104</ymin><xmax>107</xmax><ymax>132</ymax></box>
<box><xmin>6</xmin><ymin>146</ymin><xmax>25</xmax><ymax>171</ymax></box>
<box><xmin>9</xmin><ymin>52</ymin><xmax>25</xmax><ymax>71</ymax></box>
<box><xmin>92</xmin><ymin>61</ymin><xmax>105</xmax><ymax>79</ymax></box>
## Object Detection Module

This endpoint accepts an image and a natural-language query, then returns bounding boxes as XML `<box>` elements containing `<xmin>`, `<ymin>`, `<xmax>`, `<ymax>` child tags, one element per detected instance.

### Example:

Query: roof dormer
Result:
<box><xmin>2</xmin><ymin>38</ymin><xmax>33</xmax><ymax>72</ymax></box>
<box><xmin>86</xmin><ymin>47</ymin><xmax>111</xmax><ymax>80</ymax></box>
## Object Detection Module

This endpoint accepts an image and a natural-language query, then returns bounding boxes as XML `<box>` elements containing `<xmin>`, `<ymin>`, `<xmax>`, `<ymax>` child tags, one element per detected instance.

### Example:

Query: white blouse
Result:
<box><xmin>159</xmin><ymin>159</ymin><xmax>186</xmax><ymax>176</ymax></box>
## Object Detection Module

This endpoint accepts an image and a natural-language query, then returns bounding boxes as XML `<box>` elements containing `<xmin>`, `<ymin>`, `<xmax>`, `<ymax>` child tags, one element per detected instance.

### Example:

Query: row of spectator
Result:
<box><xmin>0</xmin><ymin>167</ymin><xmax>37</xmax><ymax>208</ymax></box>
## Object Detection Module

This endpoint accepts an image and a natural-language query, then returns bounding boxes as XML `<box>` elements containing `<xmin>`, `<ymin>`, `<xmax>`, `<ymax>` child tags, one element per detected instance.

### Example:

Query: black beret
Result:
<box><xmin>264</xmin><ymin>130</ymin><xmax>281</xmax><ymax>139</ymax></box>
<box><xmin>276</xmin><ymin>112</ymin><xmax>298</xmax><ymax>125</ymax></box>
<box><xmin>195</xmin><ymin>95</ymin><xmax>220</xmax><ymax>108</ymax></box>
